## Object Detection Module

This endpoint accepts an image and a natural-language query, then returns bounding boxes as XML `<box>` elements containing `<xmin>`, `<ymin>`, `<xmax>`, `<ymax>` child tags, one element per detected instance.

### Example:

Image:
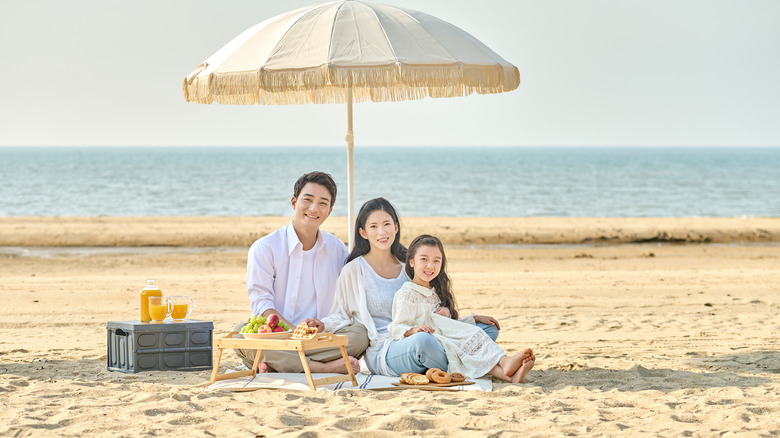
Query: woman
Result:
<box><xmin>319</xmin><ymin>197</ymin><xmax>500</xmax><ymax>376</ymax></box>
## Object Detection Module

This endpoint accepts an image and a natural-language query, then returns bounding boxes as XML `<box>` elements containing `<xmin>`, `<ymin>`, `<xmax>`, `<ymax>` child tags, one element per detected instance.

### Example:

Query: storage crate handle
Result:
<box><xmin>115</xmin><ymin>329</ymin><xmax>128</xmax><ymax>336</ymax></box>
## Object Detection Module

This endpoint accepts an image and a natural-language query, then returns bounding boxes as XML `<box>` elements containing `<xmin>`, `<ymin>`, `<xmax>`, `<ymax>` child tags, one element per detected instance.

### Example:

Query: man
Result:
<box><xmin>234</xmin><ymin>171</ymin><xmax>367</xmax><ymax>374</ymax></box>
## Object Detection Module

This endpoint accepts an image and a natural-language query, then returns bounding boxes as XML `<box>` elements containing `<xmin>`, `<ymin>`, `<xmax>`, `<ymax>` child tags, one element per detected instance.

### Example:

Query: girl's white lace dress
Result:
<box><xmin>388</xmin><ymin>281</ymin><xmax>505</xmax><ymax>378</ymax></box>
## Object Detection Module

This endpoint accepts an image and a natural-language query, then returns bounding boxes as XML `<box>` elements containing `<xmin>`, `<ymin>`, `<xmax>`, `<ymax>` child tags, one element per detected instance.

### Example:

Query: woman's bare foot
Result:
<box><xmin>308</xmin><ymin>356</ymin><xmax>360</xmax><ymax>374</ymax></box>
<box><xmin>511</xmin><ymin>356</ymin><xmax>535</xmax><ymax>383</ymax></box>
<box><xmin>502</xmin><ymin>348</ymin><xmax>534</xmax><ymax>377</ymax></box>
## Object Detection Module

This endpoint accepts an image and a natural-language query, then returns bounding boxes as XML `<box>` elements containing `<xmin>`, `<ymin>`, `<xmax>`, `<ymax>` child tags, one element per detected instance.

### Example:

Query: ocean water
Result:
<box><xmin>0</xmin><ymin>146</ymin><xmax>778</xmax><ymax>217</ymax></box>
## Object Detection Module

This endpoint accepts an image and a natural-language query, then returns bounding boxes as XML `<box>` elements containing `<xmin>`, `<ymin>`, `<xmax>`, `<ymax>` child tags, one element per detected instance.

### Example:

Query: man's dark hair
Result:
<box><xmin>293</xmin><ymin>171</ymin><xmax>337</xmax><ymax>207</ymax></box>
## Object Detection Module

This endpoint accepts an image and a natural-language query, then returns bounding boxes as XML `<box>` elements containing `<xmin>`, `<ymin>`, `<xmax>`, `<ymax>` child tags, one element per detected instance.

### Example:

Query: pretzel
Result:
<box><xmin>290</xmin><ymin>321</ymin><xmax>318</xmax><ymax>340</ymax></box>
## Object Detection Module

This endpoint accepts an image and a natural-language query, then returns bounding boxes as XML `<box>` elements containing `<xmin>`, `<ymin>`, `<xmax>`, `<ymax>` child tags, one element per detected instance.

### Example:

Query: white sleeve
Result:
<box><xmin>387</xmin><ymin>288</ymin><xmax>422</xmax><ymax>340</ymax></box>
<box><xmin>458</xmin><ymin>313</ymin><xmax>476</xmax><ymax>325</ymax></box>
<box><xmin>246</xmin><ymin>240</ymin><xmax>276</xmax><ymax>317</ymax></box>
<box><xmin>321</xmin><ymin>262</ymin><xmax>358</xmax><ymax>333</ymax></box>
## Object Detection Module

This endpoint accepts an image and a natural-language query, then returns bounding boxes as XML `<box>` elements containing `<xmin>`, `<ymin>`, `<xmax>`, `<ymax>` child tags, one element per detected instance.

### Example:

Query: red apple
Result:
<box><xmin>267</xmin><ymin>314</ymin><xmax>279</xmax><ymax>330</ymax></box>
<box><xmin>273</xmin><ymin>325</ymin><xmax>285</xmax><ymax>332</ymax></box>
<box><xmin>258</xmin><ymin>324</ymin><xmax>272</xmax><ymax>333</ymax></box>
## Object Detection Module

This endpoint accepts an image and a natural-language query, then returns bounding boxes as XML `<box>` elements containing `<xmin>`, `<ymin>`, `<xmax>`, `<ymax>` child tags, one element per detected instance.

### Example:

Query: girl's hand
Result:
<box><xmin>474</xmin><ymin>315</ymin><xmax>501</xmax><ymax>330</ymax></box>
<box><xmin>433</xmin><ymin>307</ymin><xmax>451</xmax><ymax>318</ymax></box>
<box><xmin>404</xmin><ymin>325</ymin><xmax>434</xmax><ymax>337</ymax></box>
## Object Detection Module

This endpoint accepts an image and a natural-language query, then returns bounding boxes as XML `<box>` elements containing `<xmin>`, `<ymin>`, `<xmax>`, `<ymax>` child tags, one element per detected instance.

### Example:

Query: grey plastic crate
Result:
<box><xmin>106</xmin><ymin>320</ymin><xmax>213</xmax><ymax>373</ymax></box>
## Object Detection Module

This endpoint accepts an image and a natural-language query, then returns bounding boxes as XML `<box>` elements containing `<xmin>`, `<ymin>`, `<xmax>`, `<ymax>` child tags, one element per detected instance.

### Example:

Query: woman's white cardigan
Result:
<box><xmin>321</xmin><ymin>258</ymin><xmax>397</xmax><ymax>376</ymax></box>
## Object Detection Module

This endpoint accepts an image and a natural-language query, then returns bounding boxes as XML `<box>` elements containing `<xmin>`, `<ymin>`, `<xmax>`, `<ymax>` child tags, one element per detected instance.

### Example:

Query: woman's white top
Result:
<box><xmin>321</xmin><ymin>256</ymin><xmax>409</xmax><ymax>376</ymax></box>
<box><xmin>388</xmin><ymin>281</ymin><xmax>505</xmax><ymax>378</ymax></box>
<box><xmin>360</xmin><ymin>257</ymin><xmax>406</xmax><ymax>336</ymax></box>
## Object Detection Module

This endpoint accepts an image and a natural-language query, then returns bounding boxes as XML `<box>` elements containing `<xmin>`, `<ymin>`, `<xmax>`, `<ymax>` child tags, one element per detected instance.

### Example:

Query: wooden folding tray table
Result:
<box><xmin>210</xmin><ymin>332</ymin><xmax>358</xmax><ymax>391</ymax></box>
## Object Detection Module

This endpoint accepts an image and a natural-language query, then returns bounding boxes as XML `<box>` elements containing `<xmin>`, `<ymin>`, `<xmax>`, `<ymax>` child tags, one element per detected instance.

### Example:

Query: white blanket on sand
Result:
<box><xmin>206</xmin><ymin>372</ymin><xmax>492</xmax><ymax>392</ymax></box>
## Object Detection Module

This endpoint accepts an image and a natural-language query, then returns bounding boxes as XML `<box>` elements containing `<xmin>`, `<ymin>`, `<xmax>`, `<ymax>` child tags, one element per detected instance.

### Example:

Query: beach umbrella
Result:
<box><xmin>182</xmin><ymin>0</ymin><xmax>520</xmax><ymax>248</ymax></box>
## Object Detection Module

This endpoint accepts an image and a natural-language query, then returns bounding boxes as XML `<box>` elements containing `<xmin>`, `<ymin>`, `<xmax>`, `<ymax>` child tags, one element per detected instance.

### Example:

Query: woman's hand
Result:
<box><xmin>474</xmin><ymin>314</ymin><xmax>501</xmax><ymax>330</ymax></box>
<box><xmin>404</xmin><ymin>325</ymin><xmax>434</xmax><ymax>337</ymax></box>
<box><xmin>433</xmin><ymin>307</ymin><xmax>451</xmax><ymax>318</ymax></box>
<box><xmin>300</xmin><ymin>318</ymin><xmax>324</xmax><ymax>333</ymax></box>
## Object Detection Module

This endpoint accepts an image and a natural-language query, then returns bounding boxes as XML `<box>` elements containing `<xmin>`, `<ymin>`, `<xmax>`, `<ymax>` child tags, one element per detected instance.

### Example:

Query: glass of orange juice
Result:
<box><xmin>167</xmin><ymin>296</ymin><xmax>194</xmax><ymax>321</ymax></box>
<box><xmin>148</xmin><ymin>296</ymin><xmax>171</xmax><ymax>323</ymax></box>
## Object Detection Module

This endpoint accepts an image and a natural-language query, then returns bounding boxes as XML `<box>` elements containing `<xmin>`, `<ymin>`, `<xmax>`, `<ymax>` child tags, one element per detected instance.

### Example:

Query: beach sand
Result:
<box><xmin>1</xmin><ymin>217</ymin><xmax>779</xmax><ymax>436</ymax></box>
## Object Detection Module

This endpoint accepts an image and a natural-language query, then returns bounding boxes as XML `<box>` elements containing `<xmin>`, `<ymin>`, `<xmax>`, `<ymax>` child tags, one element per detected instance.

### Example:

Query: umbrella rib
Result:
<box><xmin>328</xmin><ymin>1</ymin><xmax>349</xmax><ymax>77</ymax></box>
<box><xmin>359</xmin><ymin>2</ymin><xmax>395</xmax><ymax>64</ymax></box>
<box><xmin>395</xmin><ymin>9</ymin><xmax>459</xmax><ymax>67</ymax></box>
<box><xmin>265</xmin><ymin>1</ymin><xmax>338</xmax><ymax>69</ymax></box>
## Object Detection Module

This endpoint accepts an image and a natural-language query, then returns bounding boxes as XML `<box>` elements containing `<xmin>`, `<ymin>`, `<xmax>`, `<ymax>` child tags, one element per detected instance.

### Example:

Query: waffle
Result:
<box><xmin>290</xmin><ymin>321</ymin><xmax>318</xmax><ymax>340</ymax></box>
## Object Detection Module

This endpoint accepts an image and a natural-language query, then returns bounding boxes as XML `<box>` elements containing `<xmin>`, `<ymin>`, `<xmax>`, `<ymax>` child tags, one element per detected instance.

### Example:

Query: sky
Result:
<box><xmin>1</xmin><ymin>0</ymin><xmax>779</xmax><ymax>148</ymax></box>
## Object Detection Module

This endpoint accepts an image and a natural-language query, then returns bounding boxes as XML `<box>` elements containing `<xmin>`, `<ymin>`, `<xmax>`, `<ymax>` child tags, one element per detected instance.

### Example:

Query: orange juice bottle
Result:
<box><xmin>140</xmin><ymin>279</ymin><xmax>163</xmax><ymax>322</ymax></box>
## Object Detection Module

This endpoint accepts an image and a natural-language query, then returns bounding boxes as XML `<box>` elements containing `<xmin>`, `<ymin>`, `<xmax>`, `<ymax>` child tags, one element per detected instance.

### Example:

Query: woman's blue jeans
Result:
<box><xmin>385</xmin><ymin>322</ymin><xmax>499</xmax><ymax>375</ymax></box>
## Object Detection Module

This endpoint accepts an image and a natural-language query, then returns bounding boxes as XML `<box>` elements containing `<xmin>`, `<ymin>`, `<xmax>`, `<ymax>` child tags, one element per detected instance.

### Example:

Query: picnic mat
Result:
<box><xmin>206</xmin><ymin>372</ymin><xmax>492</xmax><ymax>392</ymax></box>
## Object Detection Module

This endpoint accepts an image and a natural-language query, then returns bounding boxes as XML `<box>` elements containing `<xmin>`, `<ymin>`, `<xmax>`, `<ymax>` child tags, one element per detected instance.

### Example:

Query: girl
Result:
<box><xmin>388</xmin><ymin>234</ymin><xmax>536</xmax><ymax>383</ymax></box>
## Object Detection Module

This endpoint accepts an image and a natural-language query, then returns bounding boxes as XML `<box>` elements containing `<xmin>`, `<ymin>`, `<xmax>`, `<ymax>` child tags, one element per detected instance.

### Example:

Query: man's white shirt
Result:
<box><xmin>246</xmin><ymin>222</ymin><xmax>349</xmax><ymax>325</ymax></box>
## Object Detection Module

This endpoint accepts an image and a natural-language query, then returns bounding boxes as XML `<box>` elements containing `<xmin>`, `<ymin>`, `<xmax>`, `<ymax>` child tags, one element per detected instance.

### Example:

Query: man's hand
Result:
<box><xmin>474</xmin><ymin>314</ymin><xmax>501</xmax><ymax>330</ymax></box>
<box><xmin>404</xmin><ymin>325</ymin><xmax>434</xmax><ymax>337</ymax></box>
<box><xmin>262</xmin><ymin>310</ymin><xmax>292</xmax><ymax>328</ymax></box>
<box><xmin>301</xmin><ymin>318</ymin><xmax>324</xmax><ymax>333</ymax></box>
<box><xmin>433</xmin><ymin>307</ymin><xmax>451</xmax><ymax>318</ymax></box>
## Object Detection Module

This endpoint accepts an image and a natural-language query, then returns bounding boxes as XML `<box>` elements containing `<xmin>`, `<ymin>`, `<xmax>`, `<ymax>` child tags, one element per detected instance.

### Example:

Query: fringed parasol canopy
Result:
<box><xmin>182</xmin><ymin>0</ymin><xmax>520</xmax><ymax>106</ymax></box>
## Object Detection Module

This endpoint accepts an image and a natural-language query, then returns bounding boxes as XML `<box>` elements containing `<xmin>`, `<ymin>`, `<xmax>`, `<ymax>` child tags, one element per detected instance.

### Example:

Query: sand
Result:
<box><xmin>2</xmin><ymin>216</ymin><xmax>780</xmax><ymax>246</ymax></box>
<box><xmin>1</xmin><ymin>217</ymin><xmax>779</xmax><ymax>437</ymax></box>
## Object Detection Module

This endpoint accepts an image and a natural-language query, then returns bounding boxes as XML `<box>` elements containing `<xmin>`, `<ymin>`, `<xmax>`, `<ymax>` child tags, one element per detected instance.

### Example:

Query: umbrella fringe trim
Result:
<box><xmin>182</xmin><ymin>63</ymin><xmax>519</xmax><ymax>105</ymax></box>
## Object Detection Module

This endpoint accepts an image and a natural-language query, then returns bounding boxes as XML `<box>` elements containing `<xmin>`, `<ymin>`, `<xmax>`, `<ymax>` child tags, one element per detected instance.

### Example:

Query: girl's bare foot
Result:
<box><xmin>503</xmin><ymin>348</ymin><xmax>534</xmax><ymax>377</ymax></box>
<box><xmin>511</xmin><ymin>357</ymin><xmax>535</xmax><ymax>383</ymax></box>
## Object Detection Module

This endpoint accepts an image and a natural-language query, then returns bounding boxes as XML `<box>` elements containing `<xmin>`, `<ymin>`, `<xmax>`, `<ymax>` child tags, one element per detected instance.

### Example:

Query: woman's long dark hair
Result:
<box><xmin>346</xmin><ymin>197</ymin><xmax>406</xmax><ymax>264</ymax></box>
<box><xmin>404</xmin><ymin>234</ymin><xmax>458</xmax><ymax>320</ymax></box>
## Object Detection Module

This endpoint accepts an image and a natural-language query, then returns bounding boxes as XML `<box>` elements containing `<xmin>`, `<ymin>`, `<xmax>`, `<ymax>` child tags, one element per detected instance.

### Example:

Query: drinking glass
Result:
<box><xmin>148</xmin><ymin>295</ymin><xmax>171</xmax><ymax>323</ymax></box>
<box><xmin>167</xmin><ymin>296</ymin><xmax>194</xmax><ymax>321</ymax></box>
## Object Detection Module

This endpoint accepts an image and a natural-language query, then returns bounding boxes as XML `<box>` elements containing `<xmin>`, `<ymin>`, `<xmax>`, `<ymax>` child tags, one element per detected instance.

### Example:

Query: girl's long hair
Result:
<box><xmin>404</xmin><ymin>234</ymin><xmax>458</xmax><ymax>320</ymax></box>
<box><xmin>346</xmin><ymin>197</ymin><xmax>406</xmax><ymax>264</ymax></box>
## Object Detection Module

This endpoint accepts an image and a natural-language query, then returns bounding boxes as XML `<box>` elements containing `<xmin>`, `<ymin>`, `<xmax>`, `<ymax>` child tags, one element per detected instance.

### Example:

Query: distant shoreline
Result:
<box><xmin>2</xmin><ymin>216</ymin><xmax>779</xmax><ymax>247</ymax></box>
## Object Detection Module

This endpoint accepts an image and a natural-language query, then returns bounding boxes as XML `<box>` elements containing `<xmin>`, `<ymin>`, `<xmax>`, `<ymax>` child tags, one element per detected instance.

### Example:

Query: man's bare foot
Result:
<box><xmin>503</xmin><ymin>348</ymin><xmax>534</xmax><ymax>377</ymax></box>
<box><xmin>512</xmin><ymin>357</ymin><xmax>535</xmax><ymax>383</ymax></box>
<box><xmin>308</xmin><ymin>356</ymin><xmax>360</xmax><ymax>374</ymax></box>
<box><xmin>257</xmin><ymin>362</ymin><xmax>270</xmax><ymax>373</ymax></box>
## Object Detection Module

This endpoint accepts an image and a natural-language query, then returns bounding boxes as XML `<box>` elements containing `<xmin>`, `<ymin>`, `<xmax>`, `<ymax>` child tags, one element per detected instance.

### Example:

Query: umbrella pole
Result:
<box><xmin>346</xmin><ymin>85</ymin><xmax>355</xmax><ymax>250</ymax></box>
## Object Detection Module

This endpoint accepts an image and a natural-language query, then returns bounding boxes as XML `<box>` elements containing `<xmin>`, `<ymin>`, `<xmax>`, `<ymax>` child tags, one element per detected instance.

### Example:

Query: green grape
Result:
<box><xmin>249</xmin><ymin>316</ymin><xmax>257</xmax><ymax>325</ymax></box>
<box><xmin>251</xmin><ymin>327</ymin><xmax>258</xmax><ymax>333</ymax></box>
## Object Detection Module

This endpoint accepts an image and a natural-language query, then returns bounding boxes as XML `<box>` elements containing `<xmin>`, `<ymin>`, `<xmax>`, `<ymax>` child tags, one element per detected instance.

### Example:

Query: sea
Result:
<box><xmin>1</xmin><ymin>146</ymin><xmax>778</xmax><ymax>218</ymax></box>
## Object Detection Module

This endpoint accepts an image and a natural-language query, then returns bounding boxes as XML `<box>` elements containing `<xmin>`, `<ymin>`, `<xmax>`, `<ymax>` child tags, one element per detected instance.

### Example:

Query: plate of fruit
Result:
<box><xmin>240</xmin><ymin>314</ymin><xmax>291</xmax><ymax>339</ymax></box>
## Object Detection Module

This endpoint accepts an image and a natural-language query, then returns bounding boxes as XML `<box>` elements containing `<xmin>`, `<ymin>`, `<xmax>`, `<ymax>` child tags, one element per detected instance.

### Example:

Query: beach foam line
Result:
<box><xmin>1</xmin><ymin>216</ymin><xmax>779</xmax><ymax>247</ymax></box>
